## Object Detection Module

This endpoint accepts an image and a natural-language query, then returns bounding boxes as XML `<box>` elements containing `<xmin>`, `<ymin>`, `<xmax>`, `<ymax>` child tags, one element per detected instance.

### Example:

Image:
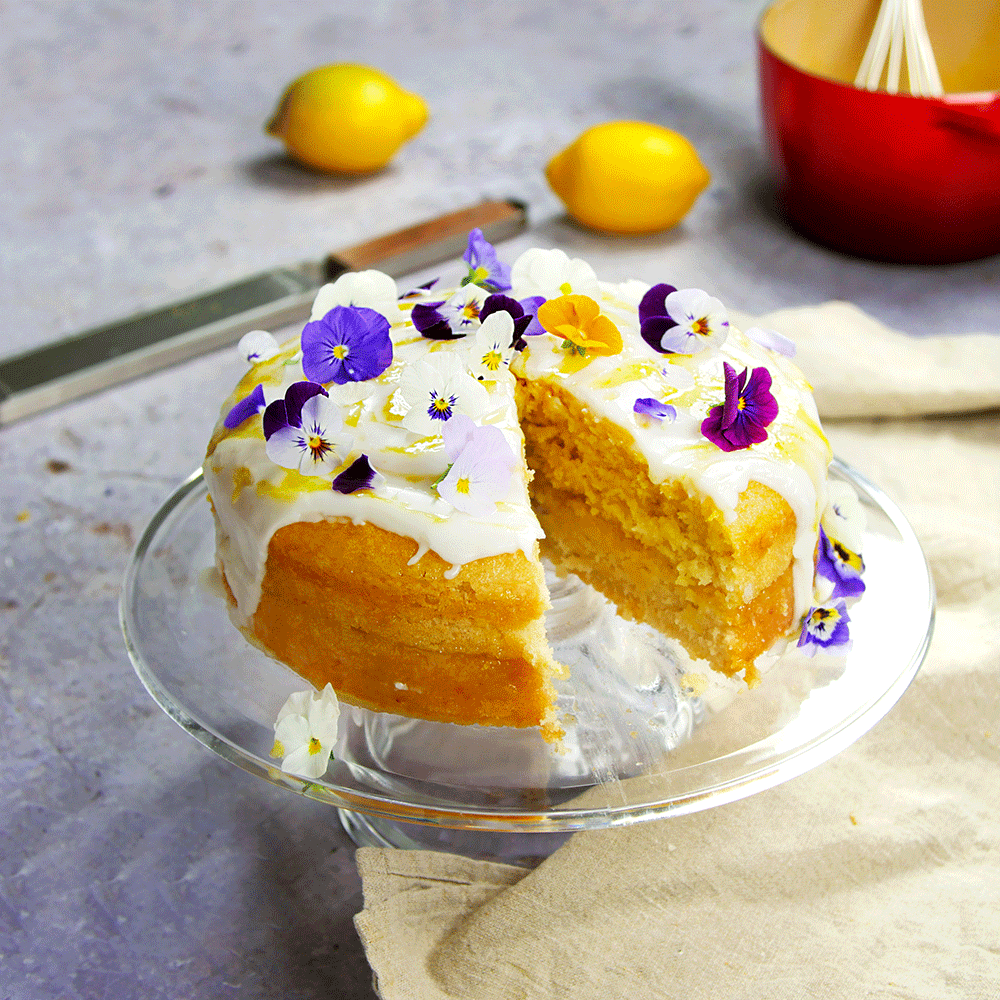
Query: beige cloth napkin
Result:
<box><xmin>354</xmin><ymin>302</ymin><xmax>1000</xmax><ymax>1000</ymax></box>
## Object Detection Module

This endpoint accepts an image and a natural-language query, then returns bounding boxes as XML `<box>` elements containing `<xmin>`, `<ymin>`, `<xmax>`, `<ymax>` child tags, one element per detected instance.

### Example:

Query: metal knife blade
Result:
<box><xmin>0</xmin><ymin>198</ymin><xmax>527</xmax><ymax>427</ymax></box>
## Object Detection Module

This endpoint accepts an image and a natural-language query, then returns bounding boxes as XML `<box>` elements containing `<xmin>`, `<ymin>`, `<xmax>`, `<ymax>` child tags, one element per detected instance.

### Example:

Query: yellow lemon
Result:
<box><xmin>545</xmin><ymin>121</ymin><xmax>711</xmax><ymax>235</ymax></box>
<box><xmin>267</xmin><ymin>64</ymin><xmax>428</xmax><ymax>174</ymax></box>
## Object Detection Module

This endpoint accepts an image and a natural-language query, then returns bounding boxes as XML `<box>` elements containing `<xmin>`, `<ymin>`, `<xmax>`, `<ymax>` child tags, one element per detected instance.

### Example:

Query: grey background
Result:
<box><xmin>2</xmin><ymin>2</ymin><xmax>996</xmax><ymax>998</ymax></box>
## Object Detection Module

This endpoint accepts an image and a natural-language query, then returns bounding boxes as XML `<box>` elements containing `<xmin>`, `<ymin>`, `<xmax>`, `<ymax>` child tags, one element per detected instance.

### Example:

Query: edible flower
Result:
<box><xmin>461</xmin><ymin>228</ymin><xmax>512</xmax><ymax>293</ymax></box>
<box><xmin>469</xmin><ymin>312</ymin><xmax>517</xmax><ymax>380</ymax></box>
<box><xmin>537</xmin><ymin>294</ymin><xmax>623</xmax><ymax>357</ymax></box>
<box><xmin>224</xmin><ymin>383</ymin><xmax>267</xmax><ymax>429</ymax></box>
<box><xmin>633</xmin><ymin>397</ymin><xmax>677</xmax><ymax>424</ymax></box>
<box><xmin>479</xmin><ymin>293</ymin><xmax>536</xmax><ymax>348</ymax></box>
<box><xmin>797</xmin><ymin>600</ymin><xmax>852</xmax><ymax>656</ymax></box>
<box><xmin>397</xmin><ymin>353</ymin><xmax>490</xmax><ymax>436</ymax></box>
<box><xmin>332</xmin><ymin>454</ymin><xmax>380</xmax><ymax>494</ymax></box>
<box><xmin>510</xmin><ymin>247</ymin><xmax>600</xmax><ymax>300</ymax></box>
<box><xmin>701</xmin><ymin>363</ymin><xmax>778</xmax><ymax>452</ymax></box>
<box><xmin>639</xmin><ymin>285</ymin><xmax>728</xmax><ymax>355</ymax></box>
<box><xmin>816</xmin><ymin>526</ymin><xmax>866</xmax><ymax>599</ymax></box>
<box><xmin>263</xmin><ymin>381</ymin><xmax>350</xmax><ymax>476</ymax></box>
<box><xmin>745</xmin><ymin>326</ymin><xmax>796</xmax><ymax>358</ymax></box>
<box><xmin>239</xmin><ymin>330</ymin><xmax>281</xmax><ymax>364</ymax></box>
<box><xmin>399</xmin><ymin>278</ymin><xmax>439</xmax><ymax>300</ymax></box>
<box><xmin>270</xmin><ymin>684</ymin><xmax>341</xmax><ymax>780</ymax></box>
<box><xmin>436</xmin><ymin>414</ymin><xmax>517</xmax><ymax>518</ymax></box>
<box><xmin>823</xmin><ymin>481</ymin><xmax>866</xmax><ymax>554</ymax></box>
<box><xmin>411</xmin><ymin>285</ymin><xmax>489</xmax><ymax>340</ymax></box>
<box><xmin>310</xmin><ymin>270</ymin><xmax>399</xmax><ymax>323</ymax></box>
<box><xmin>301</xmin><ymin>305</ymin><xmax>393</xmax><ymax>384</ymax></box>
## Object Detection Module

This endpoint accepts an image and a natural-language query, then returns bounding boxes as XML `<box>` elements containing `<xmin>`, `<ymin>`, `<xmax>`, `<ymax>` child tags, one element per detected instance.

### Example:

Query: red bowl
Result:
<box><xmin>758</xmin><ymin>0</ymin><xmax>1000</xmax><ymax>263</ymax></box>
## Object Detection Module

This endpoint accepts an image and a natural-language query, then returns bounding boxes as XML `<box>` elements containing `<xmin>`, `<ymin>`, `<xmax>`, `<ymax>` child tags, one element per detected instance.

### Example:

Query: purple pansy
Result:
<box><xmin>480</xmin><ymin>294</ymin><xmax>535</xmax><ymax>349</ymax></box>
<box><xmin>461</xmin><ymin>228</ymin><xmax>512</xmax><ymax>293</ymax></box>
<box><xmin>701</xmin><ymin>363</ymin><xmax>779</xmax><ymax>452</ymax></box>
<box><xmin>639</xmin><ymin>284</ymin><xmax>728</xmax><ymax>355</ymax></box>
<box><xmin>301</xmin><ymin>305</ymin><xmax>392</xmax><ymax>385</ymax></box>
<box><xmin>816</xmin><ymin>526</ymin><xmax>866</xmax><ymax>599</ymax></box>
<box><xmin>797</xmin><ymin>600</ymin><xmax>852</xmax><ymax>656</ymax></box>
<box><xmin>262</xmin><ymin>381</ymin><xmax>348</xmax><ymax>476</ymax></box>
<box><xmin>411</xmin><ymin>285</ymin><xmax>488</xmax><ymax>341</ymax></box>
<box><xmin>332</xmin><ymin>455</ymin><xmax>379</xmax><ymax>494</ymax></box>
<box><xmin>224</xmin><ymin>383</ymin><xmax>266</xmax><ymax>429</ymax></box>
<box><xmin>633</xmin><ymin>397</ymin><xmax>677</xmax><ymax>423</ymax></box>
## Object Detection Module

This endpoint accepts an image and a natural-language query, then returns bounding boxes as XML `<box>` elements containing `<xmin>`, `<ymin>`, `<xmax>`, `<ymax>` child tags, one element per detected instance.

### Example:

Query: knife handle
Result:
<box><xmin>328</xmin><ymin>198</ymin><xmax>527</xmax><ymax>277</ymax></box>
<box><xmin>0</xmin><ymin>199</ymin><xmax>528</xmax><ymax>427</ymax></box>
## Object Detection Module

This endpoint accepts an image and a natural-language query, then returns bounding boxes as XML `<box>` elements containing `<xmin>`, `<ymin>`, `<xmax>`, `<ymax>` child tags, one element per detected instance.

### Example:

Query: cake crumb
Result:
<box><xmin>16</xmin><ymin>511</ymin><xmax>30</xmax><ymax>523</ymax></box>
<box><xmin>680</xmin><ymin>672</ymin><xmax>708</xmax><ymax>696</ymax></box>
<box><xmin>849</xmin><ymin>814</ymin><xmax>858</xmax><ymax>826</ymax></box>
<box><xmin>394</xmin><ymin>682</ymin><xmax>408</xmax><ymax>690</ymax></box>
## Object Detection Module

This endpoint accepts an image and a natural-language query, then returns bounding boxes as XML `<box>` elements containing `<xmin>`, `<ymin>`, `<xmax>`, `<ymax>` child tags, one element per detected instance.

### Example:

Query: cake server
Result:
<box><xmin>0</xmin><ymin>198</ymin><xmax>527</xmax><ymax>427</ymax></box>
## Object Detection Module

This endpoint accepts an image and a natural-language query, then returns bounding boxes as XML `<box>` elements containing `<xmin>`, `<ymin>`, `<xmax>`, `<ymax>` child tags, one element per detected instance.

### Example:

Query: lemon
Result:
<box><xmin>267</xmin><ymin>64</ymin><xmax>428</xmax><ymax>174</ymax></box>
<box><xmin>545</xmin><ymin>121</ymin><xmax>711</xmax><ymax>235</ymax></box>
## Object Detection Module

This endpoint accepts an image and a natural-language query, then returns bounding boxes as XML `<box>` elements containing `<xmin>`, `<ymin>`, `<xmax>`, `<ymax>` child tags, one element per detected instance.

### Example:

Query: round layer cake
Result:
<box><xmin>204</xmin><ymin>235</ymin><xmax>838</xmax><ymax>739</ymax></box>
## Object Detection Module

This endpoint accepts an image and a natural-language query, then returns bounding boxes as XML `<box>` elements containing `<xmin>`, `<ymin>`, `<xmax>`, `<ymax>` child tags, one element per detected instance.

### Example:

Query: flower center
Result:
<box><xmin>455</xmin><ymin>477</ymin><xmax>471</xmax><ymax>494</ymax></box>
<box><xmin>483</xmin><ymin>350</ymin><xmax>503</xmax><ymax>371</ymax></box>
<box><xmin>307</xmin><ymin>737</ymin><xmax>322</xmax><ymax>756</ymax></box>
<box><xmin>692</xmin><ymin>317</ymin><xmax>710</xmax><ymax>336</ymax></box>
<box><xmin>461</xmin><ymin>302</ymin><xmax>480</xmax><ymax>322</ymax></box>
<box><xmin>333</xmin><ymin>344</ymin><xmax>349</xmax><ymax>360</ymax></box>
<box><xmin>307</xmin><ymin>434</ymin><xmax>330</xmax><ymax>459</ymax></box>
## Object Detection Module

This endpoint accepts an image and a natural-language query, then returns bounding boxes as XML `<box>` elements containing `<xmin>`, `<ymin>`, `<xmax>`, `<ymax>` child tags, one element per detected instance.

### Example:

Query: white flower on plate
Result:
<box><xmin>822</xmin><ymin>481</ymin><xmax>866</xmax><ymax>554</ymax></box>
<box><xmin>468</xmin><ymin>311</ymin><xmax>516</xmax><ymax>380</ymax></box>
<box><xmin>438</xmin><ymin>284</ymin><xmax>490</xmax><ymax>334</ymax></box>
<box><xmin>310</xmin><ymin>270</ymin><xmax>400</xmax><ymax>323</ymax></box>
<box><xmin>264</xmin><ymin>392</ymin><xmax>352</xmax><ymax>476</ymax></box>
<box><xmin>396</xmin><ymin>353</ymin><xmax>490</xmax><ymax>436</ymax></box>
<box><xmin>437</xmin><ymin>414</ymin><xmax>518</xmax><ymax>519</ymax></box>
<box><xmin>238</xmin><ymin>330</ymin><xmax>281</xmax><ymax>364</ymax></box>
<box><xmin>270</xmin><ymin>684</ymin><xmax>341</xmax><ymax>780</ymax></box>
<box><xmin>509</xmin><ymin>247</ymin><xmax>601</xmax><ymax>300</ymax></box>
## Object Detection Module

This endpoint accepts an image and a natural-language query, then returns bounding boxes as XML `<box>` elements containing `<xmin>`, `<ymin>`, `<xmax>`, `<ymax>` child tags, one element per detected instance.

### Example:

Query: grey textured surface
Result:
<box><xmin>1</xmin><ymin>2</ymin><xmax>997</xmax><ymax>998</ymax></box>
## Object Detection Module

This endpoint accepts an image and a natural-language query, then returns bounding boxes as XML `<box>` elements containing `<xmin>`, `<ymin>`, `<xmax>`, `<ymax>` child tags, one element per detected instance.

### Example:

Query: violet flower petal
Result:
<box><xmin>411</xmin><ymin>302</ymin><xmax>461</xmax><ymax>340</ymax></box>
<box><xmin>745</xmin><ymin>326</ymin><xmax>796</xmax><ymax>358</ymax></box>
<box><xmin>638</xmin><ymin>283</ymin><xmax>678</xmax><ymax>325</ymax></box>
<box><xmin>816</xmin><ymin>527</ymin><xmax>866</xmax><ymax>599</ymax></box>
<box><xmin>332</xmin><ymin>455</ymin><xmax>379</xmax><ymax>494</ymax></box>
<box><xmin>462</xmin><ymin>228</ymin><xmax>512</xmax><ymax>292</ymax></box>
<box><xmin>224</xmin><ymin>383</ymin><xmax>266</xmax><ymax>429</ymax></box>
<box><xmin>262</xmin><ymin>399</ymin><xmax>288</xmax><ymax>441</ymax></box>
<box><xmin>633</xmin><ymin>398</ymin><xmax>677</xmax><ymax>422</ymax></box>
<box><xmin>301</xmin><ymin>305</ymin><xmax>393</xmax><ymax>384</ymax></box>
<box><xmin>518</xmin><ymin>295</ymin><xmax>547</xmax><ymax>337</ymax></box>
<box><xmin>720</xmin><ymin>362</ymin><xmax>740</xmax><ymax>429</ymax></box>
<box><xmin>283</xmin><ymin>381</ymin><xmax>328</xmax><ymax>427</ymax></box>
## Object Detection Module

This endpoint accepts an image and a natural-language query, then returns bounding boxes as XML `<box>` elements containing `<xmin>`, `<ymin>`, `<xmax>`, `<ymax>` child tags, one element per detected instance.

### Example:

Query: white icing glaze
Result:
<box><xmin>206</xmin><ymin>254</ymin><xmax>832</xmax><ymax>631</ymax></box>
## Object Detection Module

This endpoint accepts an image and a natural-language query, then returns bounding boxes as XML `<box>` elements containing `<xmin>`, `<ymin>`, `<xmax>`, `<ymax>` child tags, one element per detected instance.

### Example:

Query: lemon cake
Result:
<box><xmin>204</xmin><ymin>234</ymin><xmax>840</xmax><ymax>739</ymax></box>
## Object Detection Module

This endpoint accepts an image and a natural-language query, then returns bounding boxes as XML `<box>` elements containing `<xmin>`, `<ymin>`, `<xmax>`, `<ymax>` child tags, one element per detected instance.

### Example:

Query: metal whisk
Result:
<box><xmin>855</xmin><ymin>0</ymin><xmax>944</xmax><ymax>96</ymax></box>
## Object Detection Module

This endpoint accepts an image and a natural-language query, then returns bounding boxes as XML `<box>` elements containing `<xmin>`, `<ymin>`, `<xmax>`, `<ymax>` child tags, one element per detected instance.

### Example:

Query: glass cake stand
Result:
<box><xmin>121</xmin><ymin>460</ymin><xmax>934</xmax><ymax>863</ymax></box>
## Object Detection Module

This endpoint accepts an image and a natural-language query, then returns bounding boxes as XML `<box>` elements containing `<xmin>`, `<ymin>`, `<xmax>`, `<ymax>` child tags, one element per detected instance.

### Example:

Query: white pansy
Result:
<box><xmin>658</xmin><ymin>288</ymin><xmax>729</xmax><ymax>355</ymax></box>
<box><xmin>239</xmin><ymin>330</ymin><xmax>280</xmax><ymax>364</ymax></box>
<box><xmin>822</xmin><ymin>481</ymin><xmax>866</xmax><ymax>553</ymax></box>
<box><xmin>271</xmin><ymin>684</ymin><xmax>341</xmax><ymax>780</ymax></box>
<box><xmin>265</xmin><ymin>393</ymin><xmax>351</xmax><ymax>476</ymax></box>
<box><xmin>396</xmin><ymin>353</ymin><xmax>490</xmax><ymax>436</ymax></box>
<box><xmin>468</xmin><ymin>312</ymin><xmax>516</xmax><ymax>379</ymax></box>
<box><xmin>745</xmin><ymin>326</ymin><xmax>796</xmax><ymax>358</ymax></box>
<box><xmin>439</xmin><ymin>284</ymin><xmax>489</xmax><ymax>334</ymax></box>
<box><xmin>509</xmin><ymin>248</ymin><xmax>601</xmax><ymax>300</ymax></box>
<box><xmin>310</xmin><ymin>270</ymin><xmax>400</xmax><ymax>323</ymax></box>
<box><xmin>437</xmin><ymin>415</ymin><xmax>517</xmax><ymax>519</ymax></box>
